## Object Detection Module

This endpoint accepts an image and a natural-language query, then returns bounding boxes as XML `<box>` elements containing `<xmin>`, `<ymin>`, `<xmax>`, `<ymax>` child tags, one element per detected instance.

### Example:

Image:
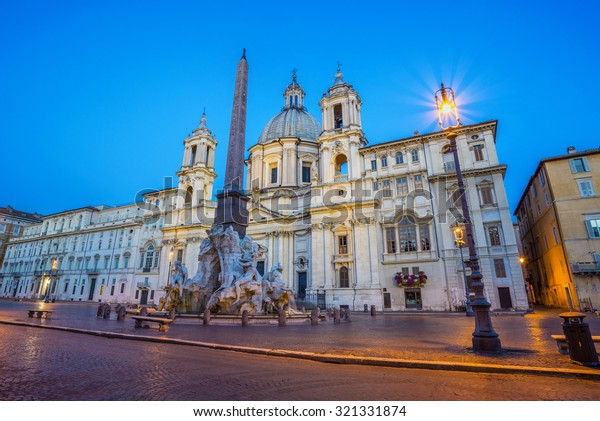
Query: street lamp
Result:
<box><xmin>435</xmin><ymin>83</ymin><xmax>502</xmax><ymax>352</ymax></box>
<box><xmin>453</xmin><ymin>225</ymin><xmax>474</xmax><ymax>316</ymax></box>
<box><xmin>519</xmin><ymin>257</ymin><xmax>534</xmax><ymax>311</ymax></box>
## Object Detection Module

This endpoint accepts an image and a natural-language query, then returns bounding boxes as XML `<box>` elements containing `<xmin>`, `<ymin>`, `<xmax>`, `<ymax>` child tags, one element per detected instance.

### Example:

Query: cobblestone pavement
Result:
<box><xmin>1</xmin><ymin>324</ymin><xmax>600</xmax><ymax>401</ymax></box>
<box><xmin>1</xmin><ymin>300</ymin><xmax>599</xmax><ymax>372</ymax></box>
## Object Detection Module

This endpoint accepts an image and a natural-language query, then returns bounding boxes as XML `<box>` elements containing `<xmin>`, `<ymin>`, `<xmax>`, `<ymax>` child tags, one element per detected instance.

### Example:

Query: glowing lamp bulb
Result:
<box><xmin>441</xmin><ymin>102</ymin><xmax>453</xmax><ymax>114</ymax></box>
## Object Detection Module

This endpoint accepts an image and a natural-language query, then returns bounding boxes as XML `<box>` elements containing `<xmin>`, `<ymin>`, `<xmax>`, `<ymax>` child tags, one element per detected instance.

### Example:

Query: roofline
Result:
<box><xmin>361</xmin><ymin>120</ymin><xmax>498</xmax><ymax>152</ymax></box>
<box><xmin>513</xmin><ymin>147</ymin><xmax>600</xmax><ymax>215</ymax></box>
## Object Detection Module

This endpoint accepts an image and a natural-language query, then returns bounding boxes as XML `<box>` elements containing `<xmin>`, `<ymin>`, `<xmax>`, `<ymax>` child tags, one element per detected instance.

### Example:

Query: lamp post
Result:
<box><xmin>519</xmin><ymin>257</ymin><xmax>534</xmax><ymax>311</ymax></box>
<box><xmin>435</xmin><ymin>83</ymin><xmax>502</xmax><ymax>352</ymax></box>
<box><xmin>453</xmin><ymin>225</ymin><xmax>474</xmax><ymax>316</ymax></box>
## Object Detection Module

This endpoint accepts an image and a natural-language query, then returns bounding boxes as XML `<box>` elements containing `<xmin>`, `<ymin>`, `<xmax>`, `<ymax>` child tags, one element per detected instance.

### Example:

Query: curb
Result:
<box><xmin>1</xmin><ymin>319</ymin><xmax>599</xmax><ymax>381</ymax></box>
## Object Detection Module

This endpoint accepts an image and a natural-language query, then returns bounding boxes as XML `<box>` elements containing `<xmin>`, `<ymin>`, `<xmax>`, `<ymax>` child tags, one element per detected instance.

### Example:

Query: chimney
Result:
<box><xmin>567</xmin><ymin>146</ymin><xmax>576</xmax><ymax>154</ymax></box>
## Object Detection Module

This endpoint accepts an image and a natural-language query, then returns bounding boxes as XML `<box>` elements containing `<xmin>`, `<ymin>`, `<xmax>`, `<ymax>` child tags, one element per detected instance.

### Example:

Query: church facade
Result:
<box><xmin>1</xmin><ymin>66</ymin><xmax>528</xmax><ymax>311</ymax></box>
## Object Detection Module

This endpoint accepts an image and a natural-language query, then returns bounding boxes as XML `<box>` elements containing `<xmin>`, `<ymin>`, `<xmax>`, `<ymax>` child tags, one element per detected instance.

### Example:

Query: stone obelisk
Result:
<box><xmin>214</xmin><ymin>49</ymin><xmax>250</xmax><ymax>238</ymax></box>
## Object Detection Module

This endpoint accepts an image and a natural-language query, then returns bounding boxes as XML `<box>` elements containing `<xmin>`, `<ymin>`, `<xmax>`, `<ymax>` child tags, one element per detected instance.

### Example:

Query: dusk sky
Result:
<box><xmin>1</xmin><ymin>1</ymin><xmax>598</xmax><ymax>217</ymax></box>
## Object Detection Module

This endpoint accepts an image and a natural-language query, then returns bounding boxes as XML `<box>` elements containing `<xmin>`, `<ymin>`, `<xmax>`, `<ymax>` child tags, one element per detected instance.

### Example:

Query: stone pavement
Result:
<box><xmin>1</xmin><ymin>299</ymin><xmax>599</xmax><ymax>379</ymax></box>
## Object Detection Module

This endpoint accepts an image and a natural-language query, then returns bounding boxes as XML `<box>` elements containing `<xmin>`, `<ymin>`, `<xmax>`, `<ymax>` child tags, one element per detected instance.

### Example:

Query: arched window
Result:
<box><xmin>143</xmin><ymin>245</ymin><xmax>154</xmax><ymax>270</ymax></box>
<box><xmin>395</xmin><ymin>152</ymin><xmax>404</xmax><ymax>165</ymax></box>
<box><xmin>335</xmin><ymin>155</ymin><xmax>348</xmax><ymax>178</ymax></box>
<box><xmin>398</xmin><ymin>217</ymin><xmax>417</xmax><ymax>252</ymax></box>
<box><xmin>333</xmin><ymin>104</ymin><xmax>343</xmax><ymax>128</ymax></box>
<box><xmin>339</xmin><ymin>267</ymin><xmax>349</xmax><ymax>288</ymax></box>
<box><xmin>185</xmin><ymin>187</ymin><xmax>193</xmax><ymax>206</ymax></box>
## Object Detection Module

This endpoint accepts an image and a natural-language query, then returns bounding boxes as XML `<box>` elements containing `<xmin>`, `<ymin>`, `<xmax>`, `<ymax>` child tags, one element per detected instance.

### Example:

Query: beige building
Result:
<box><xmin>515</xmin><ymin>147</ymin><xmax>600</xmax><ymax>310</ymax></box>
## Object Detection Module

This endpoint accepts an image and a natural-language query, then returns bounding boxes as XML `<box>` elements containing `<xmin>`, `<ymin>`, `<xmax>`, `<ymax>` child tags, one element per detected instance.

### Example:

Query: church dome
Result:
<box><xmin>258</xmin><ymin>72</ymin><xmax>321</xmax><ymax>144</ymax></box>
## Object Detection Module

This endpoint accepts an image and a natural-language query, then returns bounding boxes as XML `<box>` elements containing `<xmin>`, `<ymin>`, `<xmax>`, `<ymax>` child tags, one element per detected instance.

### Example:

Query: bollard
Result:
<box><xmin>117</xmin><ymin>305</ymin><xmax>126</xmax><ymax>321</ymax></box>
<box><xmin>559</xmin><ymin>312</ymin><xmax>599</xmax><ymax>366</ymax></box>
<box><xmin>364</xmin><ymin>304</ymin><xmax>368</xmax><ymax>313</ymax></box>
<box><xmin>370</xmin><ymin>305</ymin><xmax>376</xmax><ymax>316</ymax></box>
<box><xmin>168</xmin><ymin>308</ymin><xmax>176</xmax><ymax>320</ymax></box>
<box><xmin>334</xmin><ymin>308</ymin><xmax>341</xmax><ymax>324</ymax></box>
<box><xmin>203</xmin><ymin>309</ymin><xmax>211</xmax><ymax>325</ymax></box>
<box><xmin>311</xmin><ymin>307</ymin><xmax>320</xmax><ymax>325</ymax></box>
<box><xmin>345</xmin><ymin>308</ymin><xmax>352</xmax><ymax>322</ymax></box>
<box><xmin>241</xmin><ymin>310</ymin><xmax>249</xmax><ymax>327</ymax></box>
<box><xmin>97</xmin><ymin>303</ymin><xmax>104</xmax><ymax>318</ymax></box>
<box><xmin>278</xmin><ymin>309</ymin><xmax>287</xmax><ymax>326</ymax></box>
<box><xmin>103</xmin><ymin>303</ymin><xmax>111</xmax><ymax>319</ymax></box>
<box><xmin>139</xmin><ymin>307</ymin><xmax>148</xmax><ymax>317</ymax></box>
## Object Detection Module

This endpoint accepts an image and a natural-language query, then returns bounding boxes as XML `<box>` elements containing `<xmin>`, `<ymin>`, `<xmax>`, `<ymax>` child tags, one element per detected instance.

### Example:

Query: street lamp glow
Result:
<box><xmin>519</xmin><ymin>257</ymin><xmax>525</xmax><ymax>265</ymax></box>
<box><xmin>434</xmin><ymin>83</ymin><xmax>461</xmax><ymax>130</ymax></box>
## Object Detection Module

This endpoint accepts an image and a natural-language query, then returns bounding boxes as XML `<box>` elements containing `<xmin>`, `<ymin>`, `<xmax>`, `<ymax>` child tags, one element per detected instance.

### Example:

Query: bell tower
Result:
<box><xmin>317</xmin><ymin>66</ymin><xmax>366</xmax><ymax>183</ymax></box>
<box><xmin>176</xmin><ymin>112</ymin><xmax>217</xmax><ymax>211</ymax></box>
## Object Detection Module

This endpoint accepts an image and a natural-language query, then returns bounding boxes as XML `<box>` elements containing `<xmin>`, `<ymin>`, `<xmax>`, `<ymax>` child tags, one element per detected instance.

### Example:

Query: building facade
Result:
<box><xmin>515</xmin><ymin>147</ymin><xmax>600</xmax><ymax>310</ymax></box>
<box><xmin>1</xmin><ymin>67</ymin><xmax>528</xmax><ymax>312</ymax></box>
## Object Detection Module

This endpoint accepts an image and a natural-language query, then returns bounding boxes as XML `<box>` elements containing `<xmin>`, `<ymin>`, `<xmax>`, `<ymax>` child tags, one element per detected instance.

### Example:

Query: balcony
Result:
<box><xmin>87</xmin><ymin>268</ymin><xmax>101</xmax><ymax>275</ymax></box>
<box><xmin>333</xmin><ymin>254</ymin><xmax>353</xmax><ymax>264</ymax></box>
<box><xmin>571</xmin><ymin>262</ymin><xmax>600</xmax><ymax>274</ymax></box>
<box><xmin>136</xmin><ymin>282</ymin><xmax>151</xmax><ymax>289</ymax></box>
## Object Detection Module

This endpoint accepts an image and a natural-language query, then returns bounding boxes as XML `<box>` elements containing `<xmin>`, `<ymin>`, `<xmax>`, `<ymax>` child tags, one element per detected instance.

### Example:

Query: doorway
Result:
<box><xmin>297</xmin><ymin>272</ymin><xmax>307</xmax><ymax>300</ymax></box>
<box><xmin>88</xmin><ymin>278</ymin><xmax>97</xmax><ymax>301</ymax></box>
<box><xmin>404</xmin><ymin>289</ymin><xmax>422</xmax><ymax>310</ymax></box>
<box><xmin>383</xmin><ymin>292</ymin><xmax>392</xmax><ymax>309</ymax></box>
<box><xmin>497</xmin><ymin>287</ymin><xmax>513</xmax><ymax>309</ymax></box>
<box><xmin>140</xmin><ymin>289</ymin><xmax>149</xmax><ymax>305</ymax></box>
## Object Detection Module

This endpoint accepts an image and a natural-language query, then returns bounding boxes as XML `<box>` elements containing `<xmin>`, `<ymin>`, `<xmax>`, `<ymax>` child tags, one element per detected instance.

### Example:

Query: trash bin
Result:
<box><xmin>559</xmin><ymin>312</ymin><xmax>599</xmax><ymax>366</ymax></box>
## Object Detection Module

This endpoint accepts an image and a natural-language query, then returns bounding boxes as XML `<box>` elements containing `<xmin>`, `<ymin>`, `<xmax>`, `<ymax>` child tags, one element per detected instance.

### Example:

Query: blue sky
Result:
<box><xmin>1</xmin><ymin>0</ymin><xmax>598</xmax><ymax>217</ymax></box>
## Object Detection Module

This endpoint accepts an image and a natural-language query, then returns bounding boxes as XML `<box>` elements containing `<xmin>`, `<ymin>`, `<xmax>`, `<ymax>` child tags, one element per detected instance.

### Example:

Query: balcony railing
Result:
<box><xmin>136</xmin><ymin>282</ymin><xmax>151</xmax><ymax>289</ymax></box>
<box><xmin>87</xmin><ymin>269</ymin><xmax>101</xmax><ymax>275</ymax></box>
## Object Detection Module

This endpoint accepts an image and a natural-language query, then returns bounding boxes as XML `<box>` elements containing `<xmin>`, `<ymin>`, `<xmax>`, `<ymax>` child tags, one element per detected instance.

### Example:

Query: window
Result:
<box><xmin>114</xmin><ymin>257</ymin><xmax>120</xmax><ymax>269</ymax></box>
<box><xmin>333</xmin><ymin>104</ymin><xmax>343</xmax><ymax>128</ymax></box>
<box><xmin>399</xmin><ymin>218</ymin><xmax>417</xmax><ymax>252</ymax></box>
<box><xmin>270</xmin><ymin>165</ymin><xmax>278</xmax><ymax>184</ymax></box>
<box><xmin>373</xmin><ymin>181</ymin><xmax>379</xmax><ymax>191</ymax></box>
<box><xmin>13</xmin><ymin>226</ymin><xmax>20</xmax><ymax>235</ymax></box>
<box><xmin>411</xmin><ymin>150</ymin><xmax>419</xmax><ymax>162</ymax></box>
<box><xmin>532</xmin><ymin>183</ymin><xmax>537</xmax><ymax>198</ymax></box>
<box><xmin>339</xmin><ymin>267</ymin><xmax>349</xmax><ymax>288</ymax></box>
<box><xmin>381</xmin><ymin>156</ymin><xmax>388</xmax><ymax>167</ymax></box>
<box><xmin>419</xmin><ymin>224</ymin><xmax>430</xmax><ymax>251</ymax></box>
<box><xmin>478</xmin><ymin>184</ymin><xmax>495</xmax><ymax>206</ymax></box>
<box><xmin>578</xmin><ymin>179</ymin><xmax>594</xmax><ymax>197</ymax></box>
<box><xmin>189</xmin><ymin>145</ymin><xmax>197</xmax><ymax>166</ymax></box>
<box><xmin>544</xmin><ymin>192</ymin><xmax>550</xmax><ymax>206</ymax></box>
<box><xmin>413</xmin><ymin>175</ymin><xmax>423</xmax><ymax>190</ymax></box>
<box><xmin>123</xmin><ymin>255</ymin><xmax>130</xmax><ymax>268</ymax></box>
<box><xmin>104</xmin><ymin>257</ymin><xmax>109</xmax><ymax>269</ymax></box>
<box><xmin>120</xmin><ymin>283</ymin><xmax>125</xmax><ymax>294</ymax></box>
<box><xmin>494</xmin><ymin>258</ymin><xmax>506</xmax><ymax>278</ymax></box>
<box><xmin>473</xmin><ymin>144</ymin><xmax>485</xmax><ymax>161</ymax></box>
<box><xmin>338</xmin><ymin>235</ymin><xmax>348</xmax><ymax>254</ymax></box>
<box><xmin>552</xmin><ymin>227</ymin><xmax>559</xmax><ymax>244</ymax></box>
<box><xmin>144</xmin><ymin>245</ymin><xmax>154</xmax><ymax>269</ymax></box>
<box><xmin>396</xmin><ymin>177</ymin><xmax>408</xmax><ymax>195</ymax></box>
<box><xmin>570</xmin><ymin>157</ymin><xmax>590</xmax><ymax>173</ymax></box>
<box><xmin>371</xmin><ymin>160</ymin><xmax>377</xmax><ymax>171</ymax></box>
<box><xmin>539</xmin><ymin>169</ymin><xmax>546</xmax><ymax>186</ymax></box>
<box><xmin>382</xmin><ymin>179</ymin><xmax>392</xmax><ymax>197</ymax></box>
<box><xmin>585</xmin><ymin>218</ymin><xmax>600</xmax><ymax>238</ymax></box>
<box><xmin>395</xmin><ymin>152</ymin><xmax>404</xmax><ymax>165</ymax></box>
<box><xmin>302</xmin><ymin>163</ymin><xmax>311</xmax><ymax>183</ymax></box>
<box><xmin>487</xmin><ymin>225</ymin><xmax>502</xmax><ymax>246</ymax></box>
<box><xmin>385</xmin><ymin>228</ymin><xmax>397</xmax><ymax>253</ymax></box>
<box><xmin>185</xmin><ymin>187</ymin><xmax>193</xmax><ymax>205</ymax></box>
